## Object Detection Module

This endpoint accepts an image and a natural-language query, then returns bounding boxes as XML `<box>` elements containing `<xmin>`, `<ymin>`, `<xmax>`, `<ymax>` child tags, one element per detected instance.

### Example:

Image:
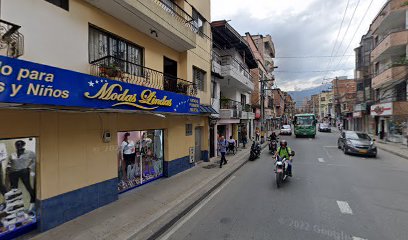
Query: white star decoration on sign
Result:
<box><xmin>95</xmin><ymin>80</ymin><xmax>99</xmax><ymax>84</ymax></box>
<box><xmin>88</xmin><ymin>81</ymin><xmax>94</xmax><ymax>87</ymax></box>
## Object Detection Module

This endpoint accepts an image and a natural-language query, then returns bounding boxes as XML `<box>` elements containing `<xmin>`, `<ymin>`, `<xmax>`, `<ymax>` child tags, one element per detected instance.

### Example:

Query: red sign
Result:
<box><xmin>255</xmin><ymin>109</ymin><xmax>261</xmax><ymax>119</ymax></box>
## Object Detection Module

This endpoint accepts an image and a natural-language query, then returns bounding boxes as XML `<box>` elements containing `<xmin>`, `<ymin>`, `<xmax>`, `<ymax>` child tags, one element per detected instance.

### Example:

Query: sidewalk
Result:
<box><xmin>27</xmin><ymin>142</ymin><xmax>267</xmax><ymax>240</ymax></box>
<box><xmin>373</xmin><ymin>139</ymin><xmax>408</xmax><ymax>160</ymax></box>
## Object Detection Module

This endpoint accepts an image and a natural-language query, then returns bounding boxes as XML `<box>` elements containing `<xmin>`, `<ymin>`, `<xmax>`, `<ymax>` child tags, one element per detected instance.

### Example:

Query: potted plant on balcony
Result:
<box><xmin>99</xmin><ymin>63</ymin><xmax>123</xmax><ymax>78</ymax></box>
<box><xmin>176</xmin><ymin>82</ymin><xmax>190</xmax><ymax>94</ymax></box>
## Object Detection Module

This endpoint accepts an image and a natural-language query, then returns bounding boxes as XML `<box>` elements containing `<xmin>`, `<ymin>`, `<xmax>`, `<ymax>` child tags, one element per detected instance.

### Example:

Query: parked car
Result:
<box><xmin>280</xmin><ymin>125</ymin><xmax>292</xmax><ymax>135</ymax></box>
<box><xmin>338</xmin><ymin>131</ymin><xmax>377</xmax><ymax>157</ymax></box>
<box><xmin>318</xmin><ymin>123</ymin><xmax>331</xmax><ymax>132</ymax></box>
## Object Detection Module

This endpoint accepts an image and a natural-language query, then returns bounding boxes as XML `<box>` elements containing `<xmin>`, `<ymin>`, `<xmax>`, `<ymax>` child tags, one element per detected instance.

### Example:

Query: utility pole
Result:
<box><xmin>259</xmin><ymin>67</ymin><xmax>277</xmax><ymax>143</ymax></box>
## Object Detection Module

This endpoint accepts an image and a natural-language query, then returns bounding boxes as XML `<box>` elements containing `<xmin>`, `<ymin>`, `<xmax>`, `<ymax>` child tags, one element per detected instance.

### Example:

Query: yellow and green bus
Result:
<box><xmin>293</xmin><ymin>114</ymin><xmax>317</xmax><ymax>138</ymax></box>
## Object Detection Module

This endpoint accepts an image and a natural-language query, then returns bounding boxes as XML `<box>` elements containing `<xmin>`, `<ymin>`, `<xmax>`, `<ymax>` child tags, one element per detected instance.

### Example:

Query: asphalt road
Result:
<box><xmin>159</xmin><ymin>130</ymin><xmax>408</xmax><ymax>240</ymax></box>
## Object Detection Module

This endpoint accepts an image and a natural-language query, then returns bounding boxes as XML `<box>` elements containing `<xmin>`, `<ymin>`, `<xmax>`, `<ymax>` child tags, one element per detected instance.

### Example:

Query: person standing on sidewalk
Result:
<box><xmin>218</xmin><ymin>136</ymin><xmax>228</xmax><ymax>168</ymax></box>
<box><xmin>242</xmin><ymin>127</ymin><xmax>248</xmax><ymax>148</ymax></box>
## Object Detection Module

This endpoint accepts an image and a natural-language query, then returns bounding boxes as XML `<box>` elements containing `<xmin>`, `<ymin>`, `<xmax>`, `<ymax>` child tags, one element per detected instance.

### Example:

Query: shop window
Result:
<box><xmin>186</xmin><ymin>124</ymin><xmax>193</xmax><ymax>136</ymax></box>
<box><xmin>89</xmin><ymin>26</ymin><xmax>144</xmax><ymax>75</ymax></box>
<box><xmin>193</xmin><ymin>67</ymin><xmax>206</xmax><ymax>91</ymax></box>
<box><xmin>0</xmin><ymin>137</ymin><xmax>38</xmax><ymax>238</ymax></box>
<box><xmin>44</xmin><ymin>0</ymin><xmax>69</xmax><ymax>10</ymax></box>
<box><xmin>117</xmin><ymin>130</ymin><xmax>164</xmax><ymax>193</ymax></box>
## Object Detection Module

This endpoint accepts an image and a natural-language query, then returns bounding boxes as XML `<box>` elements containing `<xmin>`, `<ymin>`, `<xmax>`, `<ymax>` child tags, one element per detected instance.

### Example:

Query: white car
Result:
<box><xmin>280</xmin><ymin>125</ymin><xmax>292</xmax><ymax>135</ymax></box>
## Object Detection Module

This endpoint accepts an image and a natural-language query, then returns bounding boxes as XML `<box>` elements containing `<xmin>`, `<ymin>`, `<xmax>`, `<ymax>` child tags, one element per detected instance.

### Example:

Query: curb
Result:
<box><xmin>376</xmin><ymin>145</ymin><xmax>408</xmax><ymax>160</ymax></box>
<box><xmin>135</xmin><ymin>143</ymin><xmax>268</xmax><ymax>240</ymax></box>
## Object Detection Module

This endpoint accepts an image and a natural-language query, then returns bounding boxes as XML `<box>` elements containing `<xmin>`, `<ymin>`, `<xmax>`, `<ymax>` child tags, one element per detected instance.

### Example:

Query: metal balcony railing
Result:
<box><xmin>90</xmin><ymin>56</ymin><xmax>197</xmax><ymax>96</ymax></box>
<box><xmin>0</xmin><ymin>19</ymin><xmax>24</xmax><ymax>58</ymax></box>
<box><xmin>221</xmin><ymin>55</ymin><xmax>253</xmax><ymax>82</ymax></box>
<box><xmin>153</xmin><ymin>0</ymin><xmax>210</xmax><ymax>39</ymax></box>
<box><xmin>243</xmin><ymin>104</ymin><xmax>252</xmax><ymax>112</ymax></box>
<box><xmin>220</xmin><ymin>99</ymin><xmax>243</xmax><ymax>110</ymax></box>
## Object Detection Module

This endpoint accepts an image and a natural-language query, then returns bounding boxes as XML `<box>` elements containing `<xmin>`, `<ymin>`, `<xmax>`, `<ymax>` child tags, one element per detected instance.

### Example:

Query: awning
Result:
<box><xmin>199</xmin><ymin>105</ymin><xmax>218</xmax><ymax>114</ymax></box>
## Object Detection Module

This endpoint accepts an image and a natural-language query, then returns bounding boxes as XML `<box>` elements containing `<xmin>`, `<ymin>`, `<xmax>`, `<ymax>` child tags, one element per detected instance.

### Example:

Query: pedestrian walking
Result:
<box><xmin>255</xmin><ymin>128</ymin><xmax>260</xmax><ymax>141</ymax></box>
<box><xmin>242</xmin><ymin>127</ymin><xmax>248</xmax><ymax>148</ymax></box>
<box><xmin>218</xmin><ymin>136</ymin><xmax>228</xmax><ymax>168</ymax></box>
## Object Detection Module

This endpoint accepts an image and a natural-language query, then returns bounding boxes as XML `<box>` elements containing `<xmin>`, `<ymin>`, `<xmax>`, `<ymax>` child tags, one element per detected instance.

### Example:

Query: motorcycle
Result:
<box><xmin>275</xmin><ymin>151</ymin><xmax>295</xmax><ymax>188</ymax></box>
<box><xmin>269</xmin><ymin>138</ymin><xmax>279</xmax><ymax>154</ymax></box>
<box><xmin>249</xmin><ymin>141</ymin><xmax>261</xmax><ymax>161</ymax></box>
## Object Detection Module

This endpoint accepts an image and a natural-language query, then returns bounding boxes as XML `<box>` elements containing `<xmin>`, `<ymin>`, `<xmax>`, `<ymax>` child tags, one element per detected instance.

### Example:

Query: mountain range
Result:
<box><xmin>288</xmin><ymin>85</ymin><xmax>331</xmax><ymax>107</ymax></box>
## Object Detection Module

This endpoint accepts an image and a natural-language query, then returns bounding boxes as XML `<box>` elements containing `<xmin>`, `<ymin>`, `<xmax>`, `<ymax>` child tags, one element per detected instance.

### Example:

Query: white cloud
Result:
<box><xmin>211</xmin><ymin>0</ymin><xmax>388</xmax><ymax>91</ymax></box>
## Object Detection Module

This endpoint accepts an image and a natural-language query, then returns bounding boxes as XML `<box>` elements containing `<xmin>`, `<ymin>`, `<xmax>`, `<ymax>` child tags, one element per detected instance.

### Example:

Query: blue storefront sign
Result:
<box><xmin>0</xmin><ymin>56</ymin><xmax>200</xmax><ymax>114</ymax></box>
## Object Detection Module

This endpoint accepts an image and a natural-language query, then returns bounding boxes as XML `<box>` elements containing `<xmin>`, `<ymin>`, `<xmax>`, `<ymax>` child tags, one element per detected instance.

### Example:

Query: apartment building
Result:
<box><xmin>0</xmin><ymin>0</ymin><xmax>212</xmax><ymax>237</ymax></box>
<box><xmin>369</xmin><ymin>0</ymin><xmax>408</xmax><ymax>143</ymax></box>
<box><xmin>332</xmin><ymin>78</ymin><xmax>357</xmax><ymax>130</ymax></box>
<box><xmin>319</xmin><ymin>91</ymin><xmax>334</xmax><ymax>123</ymax></box>
<box><xmin>244</xmin><ymin>33</ymin><xmax>276</xmax><ymax>136</ymax></box>
<box><xmin>354</xmin><ymin>33</ymin><xmax>375</xmax><ymax>133</ymax></box>
<box><xmin>210</xmin><ymin>20</ymin><xmax>256</xmax><ymax>155</ymax></box>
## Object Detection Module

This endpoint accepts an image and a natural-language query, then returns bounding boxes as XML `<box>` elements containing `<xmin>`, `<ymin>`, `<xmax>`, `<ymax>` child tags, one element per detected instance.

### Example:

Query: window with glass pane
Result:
<box><xmin>192</xmin><ymin>8</ymin><xmax>205</xmax><ymax>35</ymax></box>
<box><xmin>193</xmin><ymin>67</ymin><xmax>205</xmax><ymax>91</ymax></box>
<box><xmin>89</xmin><ymin>26</ymin><xmax>143</xmax><ymax>75</ymax></box>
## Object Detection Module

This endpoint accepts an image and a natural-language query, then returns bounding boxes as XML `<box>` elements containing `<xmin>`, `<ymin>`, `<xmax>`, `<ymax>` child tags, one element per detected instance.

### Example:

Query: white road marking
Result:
<box><xmin>158</xmin><ymin>176</ymin><xmax>236</xmax><ymax>240</ymax></box>
<box><xmin>318</xmin><ymin>158</ymin><xmax>325</xmax><ymax>163</ymax></box>
<box><xmin>352</xmin><ymin>237</ymin><xmax>368</xmax><ymax>240</ymax></box>
<box><xmin>336</xmin><ymin>201</ymin><xmax>353</xmax><ymax>215</ymax></box>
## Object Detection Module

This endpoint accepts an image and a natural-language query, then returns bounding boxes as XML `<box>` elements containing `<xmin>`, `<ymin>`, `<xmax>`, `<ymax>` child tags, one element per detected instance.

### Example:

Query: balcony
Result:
<box><xmin>371</xmin><ymin>0</ymin><xmax>408</xmax><ymax>32</ymax></box>
<box><xmin>84</xmin><ymin>0</ymin><xmax>197</xmax><ymax>52</ymax></box>
<box><xmin>372</xmin><ymin>65</ymin><xmax>408</xmax><ymax>89</ymax></box>
<box><xmin>212</xmin><ymin>51</ymin><xmax>222</xmax><ymax>75</ymax></box>
<box><xmin>371</xmin><ymin>30</ymin><xmax>408</xmax><ymax>61</ymax></box>
<box><xmin>220</xmin><ymin>56</ymin><xmax>254</xmax><ymax>92</ymax></box>
<box><xmin>90</xmin><ymin>56</ymin><xmax>197</xmax><ymax>96</ymax></box>
<box><xmin>219</xmin><ymin>99</ymin><xmax>242</xmax><ymax>119</ymax></box>
<box><xmin>0</xmin><ymin>19</ymin><xmax>24</xmax><ymax>58</ymax></box>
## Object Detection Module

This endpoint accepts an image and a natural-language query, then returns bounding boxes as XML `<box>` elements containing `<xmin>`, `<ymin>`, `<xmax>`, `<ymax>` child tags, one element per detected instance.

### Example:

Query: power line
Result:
<box><xmin>334</xmin><ymin>0</ymin><xmax>374</xmax><ymax>71</ymax></box>
<box><xmin>323</xmin><ymin>0</ymin><xmax>351</xmax><ymax>81</ymax></box>
<box><xmin>275</xmin><ymin>68</ymin><xmax>354</xmax><ymax>73</ymax></box>
<box><xmin>275</xmin><ymin>55</ymin><xmax>354</xmax><ymax>59</ymax></box>
<box><xmin>331</xmin><ymin>0</ymin><xmax>361</xmax><ymax>63</ymax></box>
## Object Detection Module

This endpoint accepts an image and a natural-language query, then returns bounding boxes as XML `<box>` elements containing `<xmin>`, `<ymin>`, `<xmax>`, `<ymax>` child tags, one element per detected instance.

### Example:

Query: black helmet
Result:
<box><xmin>280</xmin><ymin>140</ymin><xmax>287</xmax><ymax>148</ymax></box>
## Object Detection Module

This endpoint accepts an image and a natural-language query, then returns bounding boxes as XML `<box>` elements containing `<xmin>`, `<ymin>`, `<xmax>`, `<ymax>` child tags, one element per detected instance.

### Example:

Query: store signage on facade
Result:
<box><xmin>0</xmin><ymin>56</ymin><xmax>200</xmax><ymax>114</ymax></box>
<box><xmin>370</xmin><ymin>102</ymin><xmax>393</xmax><ymax>116</ymax></box>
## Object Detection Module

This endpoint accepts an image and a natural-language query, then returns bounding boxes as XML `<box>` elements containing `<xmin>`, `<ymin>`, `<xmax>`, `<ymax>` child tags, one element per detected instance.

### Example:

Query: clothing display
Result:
<box><xmin>117</xmin><ymin>130</ymin><xmax>164</xmax><ymax>192</ymax></box>
<box><xmin>0</xmin><ymin>138</ymin><xmax>37</xmax><ymax>237</ymax></box>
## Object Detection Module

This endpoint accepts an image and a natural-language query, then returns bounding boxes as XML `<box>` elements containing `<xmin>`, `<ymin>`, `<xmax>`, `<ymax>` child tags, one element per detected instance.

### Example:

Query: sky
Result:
<box><xmin>211</xmin><ymin>0</ymin><xmax>387</xmax><ymax>91</ymax></box>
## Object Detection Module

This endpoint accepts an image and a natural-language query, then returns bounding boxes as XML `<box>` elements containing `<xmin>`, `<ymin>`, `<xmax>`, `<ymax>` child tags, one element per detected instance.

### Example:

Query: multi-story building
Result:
<box><xmin>311</xmin><ymin>94</ymin><xmax>320</xmax><ymax>117</ymax></box>
<box><xmin>369</xmin><ymin>0</ymin><xmax>408</xmax><ymax>143</ymax></box>
<box><xmin>244</xmin><ymin>33</ymin><xmax>276</xmax><ymax>136</ymax></box>
<box><xmin>272</xmin><ymin>88</ymin><xmax>285</xmax><ymax>122</ymax></box>
<box><xmin>0</xmin><ymin>0</ymin><xmax>212</xmax><ymax>237</ymax></box>
<box><xmin>319</xmin><ymin>91</ymin><xmax>334</xmax><ymax>123</ymax></box>
<box><xmin>283</xmin><ymin>92</ymin><xmax>295</xmax><ymax>124</ymax></box>
<box><xmin>332</xmin><ymin>78</ymin><xmax>357</xmax><ymax>130</ymax></box>
<box><xmin>210</xmin><ymin>20</ymin><xmax>257</xmax><ymax>154</ymax></box>
<box><xmin>354</xmin><ymin>32</ymin><xmax>374</xmax><ymax>133</ymax></box>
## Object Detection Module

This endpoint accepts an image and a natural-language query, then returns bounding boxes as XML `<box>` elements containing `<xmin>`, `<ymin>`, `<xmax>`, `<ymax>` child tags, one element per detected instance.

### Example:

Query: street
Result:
<box><xmin>159</xmin><ymin>130</ymin><xmax>408</xmax><ymax>240</ymax></box>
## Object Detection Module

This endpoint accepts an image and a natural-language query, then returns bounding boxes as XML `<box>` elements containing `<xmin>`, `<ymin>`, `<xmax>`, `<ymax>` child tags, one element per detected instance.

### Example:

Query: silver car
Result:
<box><xmin>338</xmin><ymin>131</ymin><xmax>377</xmax><ymax>157</ymax></box>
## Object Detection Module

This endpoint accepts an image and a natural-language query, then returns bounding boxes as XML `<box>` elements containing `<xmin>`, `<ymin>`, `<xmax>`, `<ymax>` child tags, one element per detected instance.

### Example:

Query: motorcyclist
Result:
<box><xmin>275</xmin><ymin>140</ymin><xmax>293</xmax><ymax>177</ymax></box>
<box><xmin>269</xmin><ymin>132</ymin><xmax>278</xmax><ymax>141</ymax></box>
